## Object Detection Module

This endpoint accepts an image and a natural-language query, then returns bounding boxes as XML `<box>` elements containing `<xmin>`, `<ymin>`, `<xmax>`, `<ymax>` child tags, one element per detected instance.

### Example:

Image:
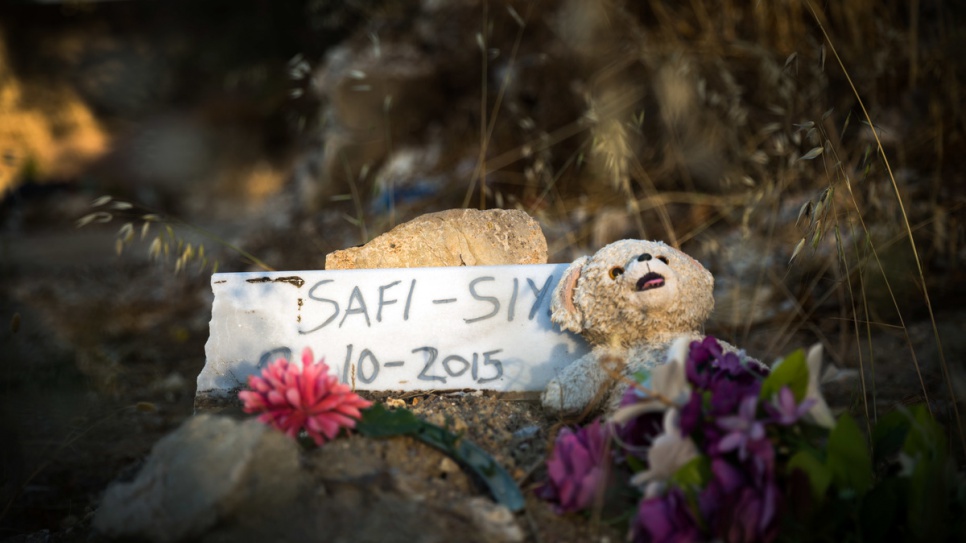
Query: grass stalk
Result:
<box><xmin>805</xmin><ymin>0</ymin><xmax>965</xmax><ymax>455</ymax></box>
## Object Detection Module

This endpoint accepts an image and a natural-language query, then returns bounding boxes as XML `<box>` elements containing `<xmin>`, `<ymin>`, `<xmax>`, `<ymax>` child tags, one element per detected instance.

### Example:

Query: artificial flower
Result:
<box><xmin>634</xmin><ymin>487</ymin><xmax>704</xmax><ymax>543</ymax></box>
<box><xmin>614</xmin><ymin>335</ymin><xmax>694</xmax><ymax>422</ymax></box>
<box><xmin>803</xmin><ymin>343</ymin><xmax>835</xmax><ymax>428</ymax></box>
<box><xmin>765</xmin><ymin>385</ymin><xmax>816</xmax><ymax>426</ymax></box>
<box><xmin>716</xmin><ymin>395</ymin><xmax>766</xmax><ymax>461</ymax></box>
<box><xmin>630</xmin><ymin>408</ymin><xmax>699</xmax><ymax>498</ymax></box>
<box><xmin>536</xmin><ymin>419</ymin><xmax>611</xmax><ymax>513</ymax></box>
<box><xmin>239</xmin><ymin>347</ymin><xmax>372</xmax><ymax>445</ymax></box>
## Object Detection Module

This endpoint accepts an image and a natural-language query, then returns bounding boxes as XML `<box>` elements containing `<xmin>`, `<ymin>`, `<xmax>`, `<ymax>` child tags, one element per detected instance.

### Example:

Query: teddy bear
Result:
<box><xmin>542</xmin><ymin>239</ymin><xmax>732</xmax><ymax>414</ymax></box>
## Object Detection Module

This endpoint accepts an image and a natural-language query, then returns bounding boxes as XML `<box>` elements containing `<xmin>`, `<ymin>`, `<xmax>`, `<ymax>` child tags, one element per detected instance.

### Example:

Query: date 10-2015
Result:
<box><xmin>257</xmin><ymin>344</ymin><xmax>505</xmax><ymax>386</ymax></box>
<box><xmin>342</xmin><ymin>344</ymin><xmax>504</xmax><ymax>385</ymax></box>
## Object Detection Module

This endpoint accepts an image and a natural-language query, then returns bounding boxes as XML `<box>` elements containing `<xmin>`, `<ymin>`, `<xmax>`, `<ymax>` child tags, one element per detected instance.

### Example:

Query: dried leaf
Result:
<box><xmin>760</xmin><ymin>122</ymin><xmax>781</xmax><ymax>135</ymax></box>
<box><xmin>796</xmin><ymin>201</ymin><xmax>813</xmax><ymax>228</ymax></box>
<box><xmin>834</xmin><ymin>226</ymin><xmax>845</xmax><ymax>263</ymax></box>
<box><xmin>111</xmin><ymin>201</ymin><xmax>133</xmax><ymax>210</ymax></box>
<box><xmin>91</xmin><ymin>195</ymin><xmax>112</xmax><ymax>207</ymax></box>
<box><xmin>801</xmin><ymin>146</ymin><xmax>824</xmax><ymax>160</ymax></box>
<box><xmin>115</xmin><ymin>238</ymin><xmax>124</xmax><ymax>256</ymax></box>
<box><xmin>811</xmin><ymin>225</ymin><xmax>823</xmax><ymax>248</ymax></box>
<box><xmin>76</xmin><ymin>212</ymin><xmax>113</xmax><ymax>228</ymax></box>
<box><xmin>118</xmin><ymin>222</ymin><xmax>134</xmax><ymax>242</ymax></box>
<box><xmin>135</xmin><ymin>402</ymin><xmax>158</xmax><ymax>412</ymax></box>
<box><xmin>149</xmin><ymin>237</ymin><xmax>162</xmax><ymax>260</ymax></box>
<box><xmin>790</xmin><ymin>238</ymin><xmax>806</xmax><ymax>264</ymax></box>
<box><xmin>140</xmin><ymin>221</ymin><xmax>151</xmax><ymax>240</ymax></box>
<box><xmin>507</xmin><ymin>5</ymin><xmax>524</xmax><ymax>26</ymax></box>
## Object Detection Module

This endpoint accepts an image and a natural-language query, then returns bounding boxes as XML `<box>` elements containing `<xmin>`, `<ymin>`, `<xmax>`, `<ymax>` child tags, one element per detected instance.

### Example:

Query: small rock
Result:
<box><xmin>93</xmin><ymin>414</ymin><xmax>300</xmax><ymax>543</ymax></box>
<box><xmin>325</xmin><ymin>208</ymin><xmax>547</xmax><ymax>269</ymax></box>
<box><xmin>460</xmin><ymin>497</ymin><xmax>524</xmax><ymax>543</ymax></box>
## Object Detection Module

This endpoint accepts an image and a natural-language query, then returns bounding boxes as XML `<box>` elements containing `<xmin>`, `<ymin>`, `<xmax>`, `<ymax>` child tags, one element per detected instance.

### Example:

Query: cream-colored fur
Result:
<box><xmin>542</xmin><ymin>239</ymin><xmax>726</xmax><ymax>413</ymax></box>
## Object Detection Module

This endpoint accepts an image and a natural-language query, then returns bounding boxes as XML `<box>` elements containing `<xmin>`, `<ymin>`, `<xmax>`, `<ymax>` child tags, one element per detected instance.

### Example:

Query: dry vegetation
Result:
<box><xmin>1</xmin><ymin>0</ymin><xmax>965</xmax><ymax>539</ymax></box>
<box><xmin>295</xmin><ymin>0</ymin><xmax>966</xmax><ymax>437</ymax></box>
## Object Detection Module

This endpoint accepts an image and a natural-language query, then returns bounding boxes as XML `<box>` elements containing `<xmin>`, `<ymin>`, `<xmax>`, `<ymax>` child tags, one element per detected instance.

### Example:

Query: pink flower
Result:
<box><xmin>239</xmin><ymin>348</ymin><xmax>372</xmax><ymax>445</ymax></box>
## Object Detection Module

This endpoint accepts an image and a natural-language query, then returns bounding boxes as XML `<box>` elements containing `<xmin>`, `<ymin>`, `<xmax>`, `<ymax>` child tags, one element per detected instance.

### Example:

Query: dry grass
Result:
<box><xmin>410</xmin><ymin>0</ymin><xmax>963</xmax><ymax>451</ymax></box>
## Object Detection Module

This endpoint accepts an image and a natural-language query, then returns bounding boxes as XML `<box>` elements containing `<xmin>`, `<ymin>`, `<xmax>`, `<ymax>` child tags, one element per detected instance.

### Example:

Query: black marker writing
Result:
<box><xmin>507</xmin><ymin>278</ymin><xmax>518</xmax><ymax>321</ymax></box>
<box><xmin>301</xmin><ymin>280</ymin><xmax>338</xmax><ymax>334</ymax></box>
<box><xmin>478</xmin><ymin>349</ymin><xmax>504</xmax><ymax>384</ymax></box>
<box><xmin>465</xmin><ymin>276</ymin><xmax>499</xmax><ymax>323</ymax></box>
<box><xmin>527</xmin><ymin>276</ymin><xmax>553</xmax><ymax>320</ymax></box>
<box><xmin>377</xmin><ymin>281</ymin><xmax>400</xmax><ymax>322</ymax></box>
<box><xmin>357</xmin><ymin>348</ymin><xmax>379</xmax><ymax>383</ymax></box>
<box><xmin>404</xmin><ymin>279</ymin><xmax>416</xmax><ymax>320</ymax></box>
<box><xmin>414</xmin><ymin>346</ymin><xmax>445</xmax><ymax>383</ymax></box>
<box><xmin>340</xmin><ymin>286</ymin><xmax>371</xmax><ymax>327</ymax></box>
<box><xmin>258</xmin><ymin>347</ymin><xmax>292</xmax><ymax>369</ymax></box>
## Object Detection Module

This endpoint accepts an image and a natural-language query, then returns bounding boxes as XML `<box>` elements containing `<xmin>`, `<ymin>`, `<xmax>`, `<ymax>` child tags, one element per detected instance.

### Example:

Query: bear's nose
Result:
<box><xmin>637</xmin><ymin>253</ymin><xmax>652</xmax><ymax>262</ymax></box>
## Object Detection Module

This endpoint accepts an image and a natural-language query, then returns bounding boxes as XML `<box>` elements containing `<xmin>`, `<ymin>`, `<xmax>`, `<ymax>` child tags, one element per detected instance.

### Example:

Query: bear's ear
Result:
<box><xmin>551</xmin><ymin>256</ymin><xmax>588</xmax><ymax>333</ymax></box>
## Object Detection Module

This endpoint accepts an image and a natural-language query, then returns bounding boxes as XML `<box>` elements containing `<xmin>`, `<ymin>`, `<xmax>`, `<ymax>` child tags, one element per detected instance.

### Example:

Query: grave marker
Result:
<box><xmin>197</xmin><ymin>264</ymin><xmax>590</xmax><ymax>401</ymax></box>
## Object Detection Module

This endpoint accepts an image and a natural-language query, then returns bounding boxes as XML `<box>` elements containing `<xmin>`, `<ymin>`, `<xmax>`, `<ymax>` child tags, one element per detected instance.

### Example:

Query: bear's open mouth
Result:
<box><xmin>636</xmin><ymin>272</ymin><xmax>665</xmax><ymax>291</ymax></box>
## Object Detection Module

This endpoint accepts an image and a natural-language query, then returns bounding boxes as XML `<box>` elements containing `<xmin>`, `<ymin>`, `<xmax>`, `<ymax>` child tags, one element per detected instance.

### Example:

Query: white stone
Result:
<box><xmin>93</xmin><ymin>415</ymin><xmax>300</xmax><ymax>543</ymax></box>
<box><xmin>198</xmin><ymin>264</ymin><xmax>590</xmax><ymax>399</ymax></box>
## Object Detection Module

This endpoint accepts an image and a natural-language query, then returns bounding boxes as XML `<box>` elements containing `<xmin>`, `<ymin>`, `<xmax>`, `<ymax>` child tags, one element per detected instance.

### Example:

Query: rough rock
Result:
<box><xmin>92</xmin><ymin>414</ymin><xmax>301</xmax><ymax>543</ymax></box>
<box><xmin>325</xmin><ymin>208</ymin><xmax>547</xmax><ymax>269</ymax></box>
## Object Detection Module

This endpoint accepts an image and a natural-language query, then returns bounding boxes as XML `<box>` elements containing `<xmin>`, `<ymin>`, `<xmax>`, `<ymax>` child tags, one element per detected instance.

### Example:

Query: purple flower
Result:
<box><xmin>715</xmin><ymin>480</ymin><xmax>782</xmax><ymax>543</ymax></box>
<box><xmin>712</xmin><ymin>351</ymin><xmax>744</xmax><ymax>376</ymax></box>
<box><xmin>616</xmin><ymin>411</ymin><xmax>664</xmax><ymax>460</ymax></box>
<box><xmin>716</xmin><ymin>396</ymin><xmax>765</xmax><ymax>461</ymax></box>
<box><xmin>699</xmin><ymin>458</ymin><xmax>745</xmax><ymax>519</ymax></box>
<box><xmin>634</xmin><ymin>487</ymin><xmax>704</xmax><ymax>543</ymax></box>
<box><xmin>707</xmin><ymin>376</ymin><xmax>760</xmax><ymax>418</ymax></box>
<box><xmin>700</xmin><ymin>458</ymin><xmax>781</xmax><ymax>543</ymax></box>
<box><xmin>765</xmin><ymin>386</ymin><xmax>816</xmax><ymax>426</ymax></box>
<box><xmin>685</xmin><ymin>337</ymin><xmax>723</xmax><ymax>388</ymax></box>
<box><xmin>537</xmin><ymin>419</ymin><xmax>611</xmax><ymax>513</ymax></box>
<box><xmin>678</xmin><ymin>390</ymin><xmax>704</xmax><ymax>436</ymax></box>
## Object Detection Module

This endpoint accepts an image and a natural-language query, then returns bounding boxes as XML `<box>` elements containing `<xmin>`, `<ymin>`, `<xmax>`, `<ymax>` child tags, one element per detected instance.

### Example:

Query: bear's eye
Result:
<box><xmin>657</xmin><ymin>256</ymin><xmax>669</xmax><ymax>265</ymax></box>
<box><xmin>609</xmin><ymin>266</ymin><xmax>624</xmax><ymax>279</ymax></box>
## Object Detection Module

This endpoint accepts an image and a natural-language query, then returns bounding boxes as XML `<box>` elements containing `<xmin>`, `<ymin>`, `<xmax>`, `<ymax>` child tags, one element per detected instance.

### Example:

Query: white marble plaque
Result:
<box><xmin>198</xmin><ymin>264</ymin><xmax>590</xmax><ymax>398</ymax></box>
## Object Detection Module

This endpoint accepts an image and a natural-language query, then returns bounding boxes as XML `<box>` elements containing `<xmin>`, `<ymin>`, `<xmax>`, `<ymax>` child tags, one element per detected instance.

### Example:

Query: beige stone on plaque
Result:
<box><xmin>325</xmin><ymin>208</ymin><xmax>547</xmax><ymax>269</ymax></box>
